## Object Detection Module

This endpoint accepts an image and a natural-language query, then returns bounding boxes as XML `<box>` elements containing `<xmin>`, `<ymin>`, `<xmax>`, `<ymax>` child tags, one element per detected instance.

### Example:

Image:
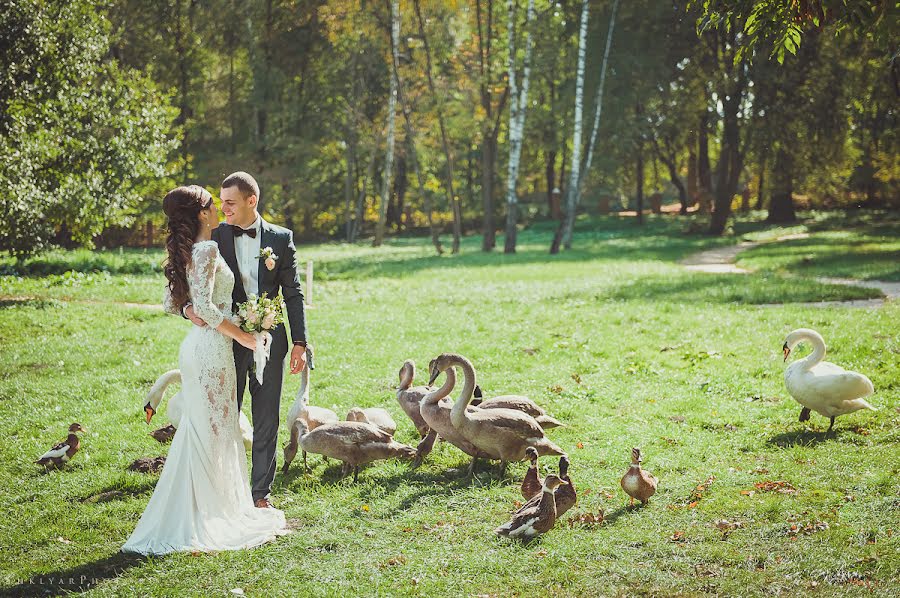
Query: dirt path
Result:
<box><xmin>680</xmin><ymin>233</ymin><xmax>896</xmax><ymax>308</ymax></box>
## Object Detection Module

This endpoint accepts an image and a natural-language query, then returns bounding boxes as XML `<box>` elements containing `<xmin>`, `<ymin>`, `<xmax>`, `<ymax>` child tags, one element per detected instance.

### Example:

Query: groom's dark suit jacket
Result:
<box><xmin>211</xmin><ymin>219</ymin><xmax>308</xmax><ymax>347</ymax></box>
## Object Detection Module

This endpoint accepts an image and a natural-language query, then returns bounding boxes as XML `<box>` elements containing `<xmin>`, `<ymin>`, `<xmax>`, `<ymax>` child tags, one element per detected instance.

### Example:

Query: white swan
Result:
<box><xmin>143</xmin><ymin>369</ymin><xmax>254</xmax><ymax>449</ymax></box>
<box><xmin>782</xmin><ymin>328</ymin><xmax>877</xmax><ymax>431</ymax></box>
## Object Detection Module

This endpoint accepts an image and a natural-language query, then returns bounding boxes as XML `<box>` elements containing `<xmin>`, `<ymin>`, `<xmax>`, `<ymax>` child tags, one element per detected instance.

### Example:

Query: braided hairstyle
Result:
<box><xmin>163</xmin><ymin>185</ymin><xmax>213</xmax><ymax>309</ymax></box>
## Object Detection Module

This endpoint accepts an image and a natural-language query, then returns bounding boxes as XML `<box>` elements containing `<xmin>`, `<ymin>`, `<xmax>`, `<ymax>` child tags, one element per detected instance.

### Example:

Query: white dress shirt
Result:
<box><xmin>234</xmin><ymin>215</ymin><xmax>261</xmax><ymax>297</ymax></box>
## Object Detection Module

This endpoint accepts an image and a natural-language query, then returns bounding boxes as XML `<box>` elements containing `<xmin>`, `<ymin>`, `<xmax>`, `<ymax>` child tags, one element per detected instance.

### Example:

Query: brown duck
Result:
<box><xmin>496</xmin><ymin>474</ymin><xmax>567</xmax><ymax>539</ymax></box>
<box><xmin>36</xmin><ymin>423</ymin><xmax>87</xmax><ymax>469</ymax></box>
<box><xmin>519</xmin><ymin>455</ymin><xmax>577</xmax><ymax>517</ymax></box>
<box><xmin>520</xmin><ymin>447</ymin><xmax>542</xmax><ymax>499</ymax></box>
<box><xmin>620</xmin><ymin>447</ymin><xmax>657</xmax><ymax>506</ymax></box>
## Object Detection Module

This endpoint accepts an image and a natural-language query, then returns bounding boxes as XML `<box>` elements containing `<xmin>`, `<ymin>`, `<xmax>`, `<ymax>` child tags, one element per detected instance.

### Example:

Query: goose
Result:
<box><xmin>470</xmin><ymin>387</ymin><xmax>564</xmax><ymax>429</ymax></box>
<box><xmin>395</xmin><ymin>360</ymin><xmax>431</xmax><ymax>437</ymax></box>
<box><xmin>429</xmin><ymin>353</ymin><xmax>565</xmax><ymax>477</ymax></box>
<box><xmin>346</xmin><ymin>407</ymin><xmax>397</xmax><ymax>436</ymax></box>
<box><xmin>290</xmin><ymin>418</ymin><xmax>417</xmax><ymax>482</ymax></box>
<box><xmin>414</xmin><ymin>363</ymin><xmax>492</xmax><ymax>474</ymax></box>
<box><xmin>620</xmin><ymin>447</ymin><xmax>657</xmax><ymax>506</ymax></box>
<box><xmin>782</xmin><ymin>328</ymin><xmax>877</xmax><ymax>431</ymax></box>
<box><xmin>495</xmin><ymin>474</ymin><xmax>567</xmax><ymax>539</ymax></box>
<box><xmin>283</xmin><ymin>366</ymin><xmax>338</xmax><ymax>473</ymax></box>
<box><xmin>36</xmin><ymin>423</ymin><xmax>87</xmax><ymax>469</ymax></box>
<box><xmin>144</xmin><ymin>369</ymin><xmax>253</xmax><ymax>450</ymax></box>
<box><xmin>520</xmin><ymin>447</ymin><xmax>542</xmax><ymax>499</ymax></box>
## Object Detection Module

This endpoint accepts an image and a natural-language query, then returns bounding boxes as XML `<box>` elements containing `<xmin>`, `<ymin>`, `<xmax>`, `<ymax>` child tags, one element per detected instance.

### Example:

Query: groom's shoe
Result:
<box><xmin>254</xmin><ymin>498</ymin><xmax>275</xmax><ymax>509</ymax></box>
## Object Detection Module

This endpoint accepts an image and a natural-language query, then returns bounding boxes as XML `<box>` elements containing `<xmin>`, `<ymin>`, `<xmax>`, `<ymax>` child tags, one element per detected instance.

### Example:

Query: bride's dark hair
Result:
<box><xmin>163</xmin><ymin>185</ymin><xmax>213</xmax><ymax>310</ymax></box>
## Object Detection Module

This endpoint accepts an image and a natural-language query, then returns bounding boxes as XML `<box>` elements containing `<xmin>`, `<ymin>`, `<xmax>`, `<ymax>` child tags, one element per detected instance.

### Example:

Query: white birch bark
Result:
<box><xmin>580</xmin><ymin>0</ymin><xmax>620</xmax><ymax>192</ymax></box>
<box><xmin>375</xmin><ymin>0</ymin><xmax>399</xmax><ymax>247</ymax></box>
<box><xmin>503</xmin><ymin>0</ymin><xmax>535</xmax><ymax>253</ymax></box>
<box><xmin>559</xmin><ymin>0</ymin><xmax>589</xmax><ymax>250</ymax></box>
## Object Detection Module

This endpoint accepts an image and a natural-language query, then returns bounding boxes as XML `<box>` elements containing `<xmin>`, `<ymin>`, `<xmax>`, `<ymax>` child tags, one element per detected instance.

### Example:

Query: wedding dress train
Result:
<box><xmin>123</xmin><ymin>241</ymin><xmax>287</xmax><ymax>555</ymax></box>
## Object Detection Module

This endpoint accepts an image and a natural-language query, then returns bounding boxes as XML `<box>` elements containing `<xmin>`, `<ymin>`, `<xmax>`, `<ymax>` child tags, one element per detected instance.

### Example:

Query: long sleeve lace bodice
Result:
<box><xmin>187</xmin><ymin>240</ymin><xmax>233</xmax><ymax>328</ymax></box>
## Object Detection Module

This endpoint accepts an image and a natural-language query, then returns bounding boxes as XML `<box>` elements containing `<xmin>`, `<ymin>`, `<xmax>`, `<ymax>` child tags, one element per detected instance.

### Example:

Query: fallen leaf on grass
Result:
<box><xmin>740</xmin><ymin>490</ymin><xmax>755</xmax><ymax>497</ymax></box>
<box><xmin>230</xmin><ymin>590</ymin><xmax>244</xmax><ymax>596</ymax></box>
<box><xmin>576</xmin><ymin>442</ymin><xmax>584</xmax><ymax>449</ymax></box>
<box><xmin>571</xmin><ymin>373</ymin><xmax>582</xmax><ymax>384</ymax></box>
<box><xmin>534</xmin><ymin>549</ymin><xmax>548</xmax><ymax>558</ymax></box>
<box><xmin>670</xmin><ymin>530</ymin><xmax>685</xmax><ymax>542</ymax></box>
<box><xmin>549</xmin><ymin>385</ymin><xmax>564</xmax><ymax>394</ymax></box>
<box><xmin>57</xmin><ymin>537</ymin><xmax>71</xmax><ymax>545</ymax></box>
<box><xmin>754</xmin><ymin>480</ymin><xmax>797</xmax><ymax>494</ymax></box>
<box><xmin>382</xmin><ymin>554</ymin><xmax>407</xmax><ymax>568</ymax></box>
<box><xmin>567</xmin><ymin>510</ymin><xmax>605</xmax><ymax>528</ymax></box>
<box><xmin>521</xmin><ymin>347</ymin><xmax>539</xmax><ymax>355</ymax></box>
<box><xmin>668</xmin><ymin>415</ymin><xmax>685</xmax><ymax>423</ymax></box>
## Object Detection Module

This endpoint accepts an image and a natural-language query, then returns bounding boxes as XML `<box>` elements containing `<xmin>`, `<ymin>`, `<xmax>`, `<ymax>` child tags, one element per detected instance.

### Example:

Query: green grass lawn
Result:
<box><xmin>1</xmin><ymin>214</ymin><xmax>898</xmax><ymax>596</ymax></box>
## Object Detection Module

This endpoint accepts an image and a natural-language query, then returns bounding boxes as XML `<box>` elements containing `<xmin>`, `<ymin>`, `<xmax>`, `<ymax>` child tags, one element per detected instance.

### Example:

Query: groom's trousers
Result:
<box><xmin>234</xmin><ymin>324</ymin><xmax>288</xmax><ymax>502</ymax></box>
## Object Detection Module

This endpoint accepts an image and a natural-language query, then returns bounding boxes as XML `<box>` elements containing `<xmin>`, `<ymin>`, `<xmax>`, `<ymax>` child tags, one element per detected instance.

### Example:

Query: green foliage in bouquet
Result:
<box><xmin>236</xmin><ymin>292</ymin><xmax>285</xmax><ymax>334</ymax></box>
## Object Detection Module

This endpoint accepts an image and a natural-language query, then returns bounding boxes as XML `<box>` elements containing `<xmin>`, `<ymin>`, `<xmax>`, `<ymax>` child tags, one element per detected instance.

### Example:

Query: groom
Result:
<box><xmin>185</xmin><ymin>171</ymin><xmax>308</xmax><ymax>509</ymax></box>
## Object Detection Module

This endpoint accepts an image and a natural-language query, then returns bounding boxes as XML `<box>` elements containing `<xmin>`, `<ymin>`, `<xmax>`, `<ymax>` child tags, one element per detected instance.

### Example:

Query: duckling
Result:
<box><xmin>128</xmin><ymin>456</ymin><xmax>166</xmax><ymax>474</ymax></box>
<box><xmin>782</xmin><ymin>328</ymin><xmax>877</xmax><ymax>431</ymax></box>
<box><xmin>495</xmin><ymin>474</ymin><xmax>568</xmax><ymax>539</ymax></box>
<box><xmin>620</xmin><ymin>447</ymin><xmax>657</xmax><ymax>506</ymax></box>
<box><xmin>346</xmin><ymin>407</ymin><xmax>397</xmax><ymax>436</ymax></box>
<box><xmin>520</xmin><ymin>447</ymin><xmax>542</xmax><ymax>499</ymax></box>
<box><xmin>289</xmin><ymin>418</ymin><xmax>417</xmax><ymax>481</ymax></box>
<box><xmin>396</xmin><ymin>360</ymin><xmax>431</xmax><ymax>438</ymax></box>
<box><xmin>36</xmin><ymin>423</ymin><xmax>87</xmax><ymax>469</ymax></box>
<box><xmin>144</xmin><ymin>369</ymin><xmax>254</xmax><ymax>449</ymax></box>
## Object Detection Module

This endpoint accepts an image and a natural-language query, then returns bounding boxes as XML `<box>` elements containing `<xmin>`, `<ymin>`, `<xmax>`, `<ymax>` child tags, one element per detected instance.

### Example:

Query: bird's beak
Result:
<box><xmin>559</xmin><ymin>480</ymin><xmax>569</xmax><ymax>485</ymax></box>
<box><xmin>144</xmin><ymin>404</ymin><xmax>155</xmax><ymax>424</ymax></box>
<box><xmin>782</xmin><ymin>343</ymin><xmax>791</xmax><ymax>362</ymax></box>
<box><xmin>427</xmin><ymin>369</ymin><xmax>440</xmax><ymax>386</ymax></box>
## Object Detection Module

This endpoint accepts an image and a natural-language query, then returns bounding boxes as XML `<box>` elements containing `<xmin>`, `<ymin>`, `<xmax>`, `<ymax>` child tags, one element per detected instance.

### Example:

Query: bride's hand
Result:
<box><xmin>238</xmin><ymin>332</ymin><xmax>257</xmax><ymax>351</ymax></box>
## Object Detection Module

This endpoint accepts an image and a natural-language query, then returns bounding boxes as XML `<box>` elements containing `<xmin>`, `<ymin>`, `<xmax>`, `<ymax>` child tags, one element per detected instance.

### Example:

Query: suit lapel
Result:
<box><xmin>258</xmin><ymin>219</ymin><xmax>275</xmax><ymax>297</ymax></box>
<box><xmin>218</xmin><ymin>223</ymin><xmax>247</xmax><ymax>304</ymax></box>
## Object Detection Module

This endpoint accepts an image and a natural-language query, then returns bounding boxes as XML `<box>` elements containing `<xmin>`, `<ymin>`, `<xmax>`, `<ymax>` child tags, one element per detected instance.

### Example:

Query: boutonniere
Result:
<box><xmin>259</xmin><ymin>246</ymin><xmax>278</xmax><ymax>271</ymax></box>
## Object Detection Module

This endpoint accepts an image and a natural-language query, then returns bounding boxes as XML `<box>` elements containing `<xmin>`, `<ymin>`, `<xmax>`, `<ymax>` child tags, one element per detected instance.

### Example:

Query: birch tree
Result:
<box><xmin>551</xmin><ymin>0</ymin><xmax>588</xmax><ymax>254</ymax></box>
<box><xmin>374</xmin><ymin>0</ymin><xmax>399</xmax><ymax>247</ymax></box>
<box><xmin>503</xmin><ymin>0</ymin><xmax>535</xmax><ymax>254</ymax></box>
<box><xmin>580</xmin><ymin>0</ymin><xmax>620</xmax><ymax>192</ymax></box>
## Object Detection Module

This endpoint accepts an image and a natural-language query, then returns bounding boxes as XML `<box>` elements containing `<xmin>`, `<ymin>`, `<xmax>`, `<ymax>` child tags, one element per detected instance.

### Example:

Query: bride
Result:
<box><xmin>123</xmin><ymin>185</ymin><xmax>288</xmax><ymax>555</ymax></box>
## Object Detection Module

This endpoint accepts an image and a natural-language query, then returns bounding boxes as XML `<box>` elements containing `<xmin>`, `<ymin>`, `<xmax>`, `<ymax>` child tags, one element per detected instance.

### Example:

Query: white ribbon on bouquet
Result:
<box><xmin>252</xmin><ymin>330</ymin><xmax>272</xmax><ymax>385</ymax></box>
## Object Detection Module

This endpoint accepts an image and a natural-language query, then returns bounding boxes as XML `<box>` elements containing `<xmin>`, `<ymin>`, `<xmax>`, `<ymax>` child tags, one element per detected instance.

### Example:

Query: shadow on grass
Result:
<box><xmin>600</xmin><ymin>272</ymin><xmax>879</xmax><ymax>304</ymax></box>
<box><xmin>0</xmin><ymin>297</ymin><xmax>62</xmax><ymax>310</ymax></box>
<box><xmin>0</xmin><ymin>552</ymin><xmax>148</xmax><ymax>597</ymax></box>
<box><xmin>768</xmin><ymin>428</ymin><xmax>836</xmax><ymax>448</ymax></box>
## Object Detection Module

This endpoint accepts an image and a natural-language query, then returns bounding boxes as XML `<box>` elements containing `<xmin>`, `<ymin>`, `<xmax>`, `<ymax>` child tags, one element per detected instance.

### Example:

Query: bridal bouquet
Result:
<box><xmin>236</xmin><ymin>293</ymin><xmax>286</xmax><ymax>384</ymax></box>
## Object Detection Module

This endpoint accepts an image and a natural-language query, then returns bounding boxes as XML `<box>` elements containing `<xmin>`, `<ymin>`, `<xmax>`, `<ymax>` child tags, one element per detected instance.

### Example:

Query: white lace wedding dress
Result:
<box><xmin>123</xmin><ymin>240</ymin><xmax>287</xmax><ymax>555</ymax></box>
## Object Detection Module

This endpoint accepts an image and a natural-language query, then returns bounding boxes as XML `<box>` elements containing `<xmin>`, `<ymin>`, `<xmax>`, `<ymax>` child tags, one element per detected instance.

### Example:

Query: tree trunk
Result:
<box><xmin>554</xmin><ymin>0</ymin><xmax>589</xmax><ymax>254</ymax></box>
<box><xmin>697</xmin><ymin>109</ymin><xmax>712</xmax><ymax>213</ymax></box>
<box><xmin>635</xmin><ymin>141</ymin><xmax>644</xmax><ymax>225</ymax></box>
<box><xmin>687</xmin><ymin>131</ymin><xmax>697</xmax><ymax>207</ymax></box>
<box><xmin>352</xmin><ymin>145</ymin><xmax>378</xmax><ymax>243</ymax></box>
<box><xmin>767</xmin><ymin>145</ymin><xmax>797</xmax><ymax>223</ymax></box>
<box><xmin>755</xmin><ymin>152</ymin><xmax>767</xmax><ymax>210</ymax></box>
<box><xmin>708</xmin><ymin>92</ymin><xmax>743</xmax><ymax>234</ymax></box>
<box><xmin>546</xmin><ymin>150</ymin><xmax>556</xmax><ymax>216</ymax></box>
<box><xmin>413</xmin><ymin>0</ymin><xmax>453</xmax><ymax>253</ymax></box>
<box><xmin>374</xmin><ymin>0</ymin><xmax>400</xmax><ymax>248</ymax></box>
<box><xmin>503</xmin><ymin>0</ymin><xmax>536</xmax><ymax>254</ymax></box>
<box><xmin>344</xmin><ymin>139</ymin><xmax>356</xmax><ymax>242</ymax></box>
<box><xmin>580</xmin><ymin>0</ymin><xmax>620</xmax><ymax>191</ymax></box>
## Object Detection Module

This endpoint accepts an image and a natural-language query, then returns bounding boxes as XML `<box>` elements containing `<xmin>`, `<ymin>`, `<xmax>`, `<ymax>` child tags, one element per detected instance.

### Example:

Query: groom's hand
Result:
<box><xmin>289</xmin><ymin>345</ymin><xmax>307</xmax><ymax>374</ymax></box>
<box><xmin>184</xmin><ymin>305</ymin><xmax>208</xmax><ymax>328</ymax></box>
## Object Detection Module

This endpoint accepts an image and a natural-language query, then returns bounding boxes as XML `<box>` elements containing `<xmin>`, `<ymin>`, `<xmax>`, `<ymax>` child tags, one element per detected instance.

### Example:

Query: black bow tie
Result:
<box><xmin>233</xmin><ymin>226</ymin><xmax>257</xmax><ymax>239</ymax></box>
